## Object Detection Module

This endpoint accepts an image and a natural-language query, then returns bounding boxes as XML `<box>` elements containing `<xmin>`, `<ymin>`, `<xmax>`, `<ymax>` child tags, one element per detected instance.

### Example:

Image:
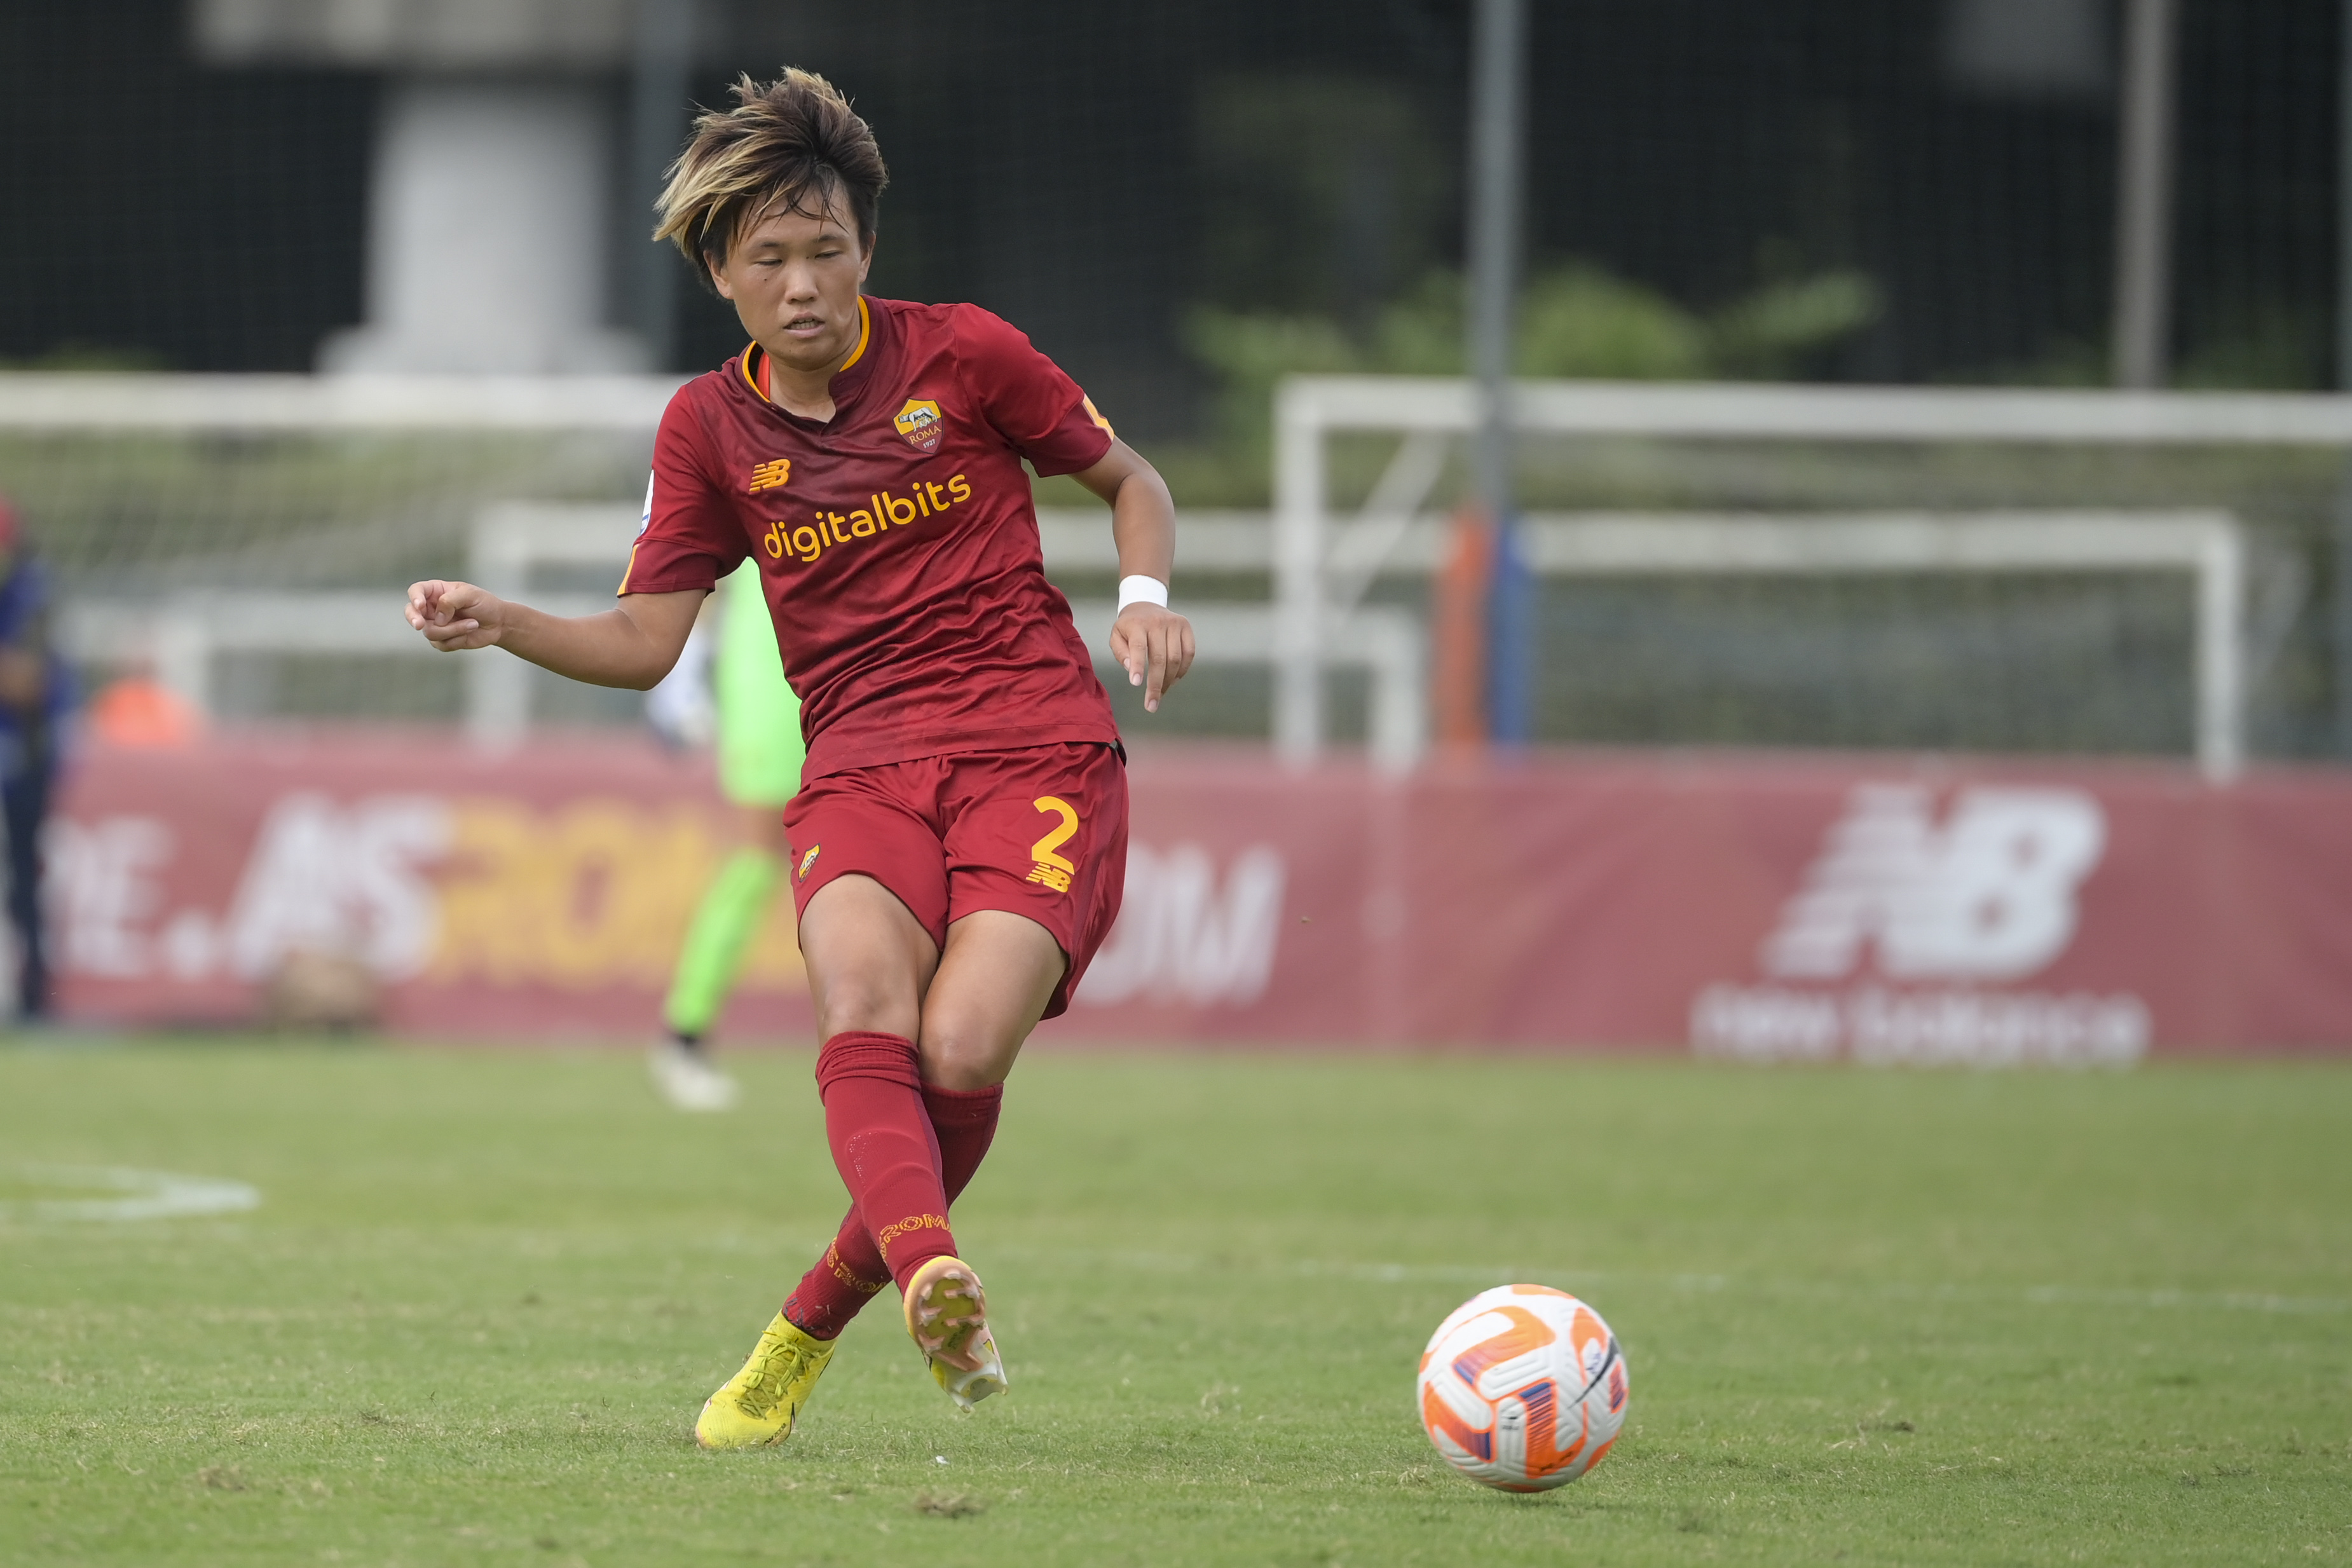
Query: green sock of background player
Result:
<box><xmin>653</xmin><ymin>560</ymin><xmax>803</xmax><ymax>1094</ymax></box>
<box><xmin>663</xmin><ymin>847</ymin><xmax>783</xmax><ymax>1045</ymax></box>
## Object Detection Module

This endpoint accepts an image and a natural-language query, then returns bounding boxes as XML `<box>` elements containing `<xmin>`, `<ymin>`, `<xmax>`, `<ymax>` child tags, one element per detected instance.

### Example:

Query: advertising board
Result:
<box><xmin>48</xmin><ymin>736</ymin><xmax>2352</xmax><ymax>1055</ymax></box>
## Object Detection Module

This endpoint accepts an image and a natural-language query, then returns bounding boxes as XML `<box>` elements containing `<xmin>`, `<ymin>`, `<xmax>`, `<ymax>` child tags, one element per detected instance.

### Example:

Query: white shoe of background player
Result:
<box><xmin>650</xmin><ymin>1038</ymin><xmax>739</xmax><ymax>1112</ymax></box>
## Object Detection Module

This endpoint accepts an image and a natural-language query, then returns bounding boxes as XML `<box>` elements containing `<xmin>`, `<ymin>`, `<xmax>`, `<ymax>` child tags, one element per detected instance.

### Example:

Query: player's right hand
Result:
<box><xmin>406</xmin><ymin>579</ymin><xmax>505</xmax><ymax>651</ymax></box>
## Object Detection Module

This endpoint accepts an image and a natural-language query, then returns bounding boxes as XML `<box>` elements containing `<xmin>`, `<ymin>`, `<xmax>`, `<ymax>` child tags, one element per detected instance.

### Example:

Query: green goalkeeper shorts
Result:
<box><xmin>714</xmin><ymin>561</ymin><xmax>804</xmax><ymax>808</ymax></box>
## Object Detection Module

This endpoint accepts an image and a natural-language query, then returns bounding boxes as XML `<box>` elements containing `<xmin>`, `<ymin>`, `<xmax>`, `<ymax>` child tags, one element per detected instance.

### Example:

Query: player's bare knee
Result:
<box><xmin>917</xmin><ymin>1040</ymin><xmax>1010</xmax><ymax>1092</ymax></box>
<box><xmin>813</xmin><ymin>971</ymin><xmax>920</xmax><ymax>1041</ymax></box>
<box><xmin>915</xmin><ymin>1019</ymin><xmax>1018</xmax><ymax>1090</ymax></box>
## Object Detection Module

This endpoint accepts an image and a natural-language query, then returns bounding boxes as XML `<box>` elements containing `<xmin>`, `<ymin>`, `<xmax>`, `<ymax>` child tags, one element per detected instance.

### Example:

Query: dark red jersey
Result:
<box><xmin>622</xmin><ymin>296</ymin><xmax>1120</xmax><ymax>779</ymax></box>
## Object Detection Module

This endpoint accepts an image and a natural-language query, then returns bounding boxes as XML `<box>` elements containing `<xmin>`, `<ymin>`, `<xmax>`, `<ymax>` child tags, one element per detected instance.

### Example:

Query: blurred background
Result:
<box><xmin>3</xmin><ymin>0</ymin><xmax>2350</xmax><ymax>1049</ymax></box>
<box><xmin>11</xmin><ymin>2</ymin><xmax>2343</xmax><ymax>397</ymax></box>
<box><xmin>2</xmin><ymin>0</ymin><xmax>2348</xmax><ymax>760</ymax></box>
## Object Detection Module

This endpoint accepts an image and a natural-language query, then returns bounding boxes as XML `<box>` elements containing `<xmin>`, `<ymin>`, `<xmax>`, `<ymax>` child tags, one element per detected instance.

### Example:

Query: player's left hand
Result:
<box><xmin>1109</xmin><ymin>604</ymin><xmax>1194</xmax><ymax>713</ymax></box>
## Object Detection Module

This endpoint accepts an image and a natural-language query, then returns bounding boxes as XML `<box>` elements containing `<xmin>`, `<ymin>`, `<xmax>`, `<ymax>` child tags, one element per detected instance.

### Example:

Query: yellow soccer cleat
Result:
<box><xmin>901</xmin><ymin>1255</ymin><xmax>1008</xmax><ymax>1412</ymax></box>
<box><xmin>694</xmin><ymin>1311</ymin><xmax>835</xmax><ymax>1450</ymax></box>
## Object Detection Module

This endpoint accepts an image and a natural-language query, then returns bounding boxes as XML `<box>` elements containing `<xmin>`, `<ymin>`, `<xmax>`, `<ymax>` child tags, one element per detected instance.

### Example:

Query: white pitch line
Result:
<box><xmin>1</xmin><ymin>1165</ymin><xmax>260</xmax><ymax>1222</ymax></box>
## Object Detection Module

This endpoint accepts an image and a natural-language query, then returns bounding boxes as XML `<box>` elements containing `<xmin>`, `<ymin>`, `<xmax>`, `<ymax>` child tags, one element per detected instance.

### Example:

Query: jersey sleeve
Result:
<box><xmin>950</xmin><ymin>304</ymin><xmax>1117</xmax><ymax>477</ymax></box>
<box><xmin>619</xmin><ymin>388</ymin><xmax>747</xmax><ymax>596</ymax></box>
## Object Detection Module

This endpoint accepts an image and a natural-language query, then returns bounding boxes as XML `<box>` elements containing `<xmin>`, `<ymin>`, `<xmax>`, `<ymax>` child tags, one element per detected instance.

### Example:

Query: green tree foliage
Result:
<box><xmin>1189</xmin><ymin>262</ymin><xmax>1881</xmax><ymax>465</ymax></box>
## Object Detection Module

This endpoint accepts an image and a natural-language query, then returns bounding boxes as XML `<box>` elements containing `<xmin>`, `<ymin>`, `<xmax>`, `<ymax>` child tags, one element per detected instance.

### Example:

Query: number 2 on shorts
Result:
<box><xmin>1025</xmin><ymin>796</ymin><xmax>1081</xmax><ymax>894</ymax></box>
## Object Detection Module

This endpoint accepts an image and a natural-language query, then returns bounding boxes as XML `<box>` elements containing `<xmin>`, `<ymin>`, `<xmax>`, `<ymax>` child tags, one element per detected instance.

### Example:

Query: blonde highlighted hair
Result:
<box><xmin>653</xmin><ymin>68</ymin><xmax>888</xmax><ymax>269</ymax></box>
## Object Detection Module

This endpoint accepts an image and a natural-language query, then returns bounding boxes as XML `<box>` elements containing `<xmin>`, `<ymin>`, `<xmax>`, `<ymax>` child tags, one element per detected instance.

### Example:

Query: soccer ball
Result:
<box><xmin>1416</xmin><ymin>1284</ymin><xmax>1629</xmax><ymax>1491</ymax></box>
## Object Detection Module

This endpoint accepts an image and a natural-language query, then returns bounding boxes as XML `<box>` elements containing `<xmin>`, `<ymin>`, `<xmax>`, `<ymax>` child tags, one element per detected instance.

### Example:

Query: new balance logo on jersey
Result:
<box><xmin>1760</xmin><ymin>783</ymin><xmax>2105</xmax><ymax>982</ymax></box>
<box><xmin>748</xmin><ymin>458</ymin><xmax>791</xmax><ymax>493</ymax></box>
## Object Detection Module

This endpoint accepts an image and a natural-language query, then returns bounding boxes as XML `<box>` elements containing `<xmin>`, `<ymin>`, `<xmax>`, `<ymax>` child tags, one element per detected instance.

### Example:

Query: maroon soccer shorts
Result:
<box><xmin>782</xmin><ymin>741</ymin><xmax>1128</xmax><ymax>1018</ymax></box>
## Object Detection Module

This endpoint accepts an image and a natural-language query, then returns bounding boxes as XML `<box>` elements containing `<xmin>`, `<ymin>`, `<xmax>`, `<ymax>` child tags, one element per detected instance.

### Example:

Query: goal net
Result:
<box><xmin>1271</xmin><ymin>376</ymin><xmax>2352</xmax><ymax>779</ymax></box>
<box><xmin>4</xmin><ymin>370</ymin><xmax>2348</xmax><ymax>779</ymax></box>
<box><xmin>1</xmin><ymin>374</ymin><xmax>669</xmax><ymax>730</ymax></box>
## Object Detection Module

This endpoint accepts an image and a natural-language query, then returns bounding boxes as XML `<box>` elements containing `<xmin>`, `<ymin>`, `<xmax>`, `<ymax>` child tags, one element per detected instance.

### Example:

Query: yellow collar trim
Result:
<box><xmin>741</xmin><ymin>298</ymin><xmax>869</xmax><ymax>403</ymax></box>
<box><xmin>839</xmin><ymin>297</ymin><xmax>872</xmax><ymax>372</ymax></box>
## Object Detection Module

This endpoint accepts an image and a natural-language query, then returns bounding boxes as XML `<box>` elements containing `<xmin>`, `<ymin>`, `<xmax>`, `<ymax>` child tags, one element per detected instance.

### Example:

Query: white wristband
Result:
<box><xmin>1117</xmin><ymin>575</ymin><xmax>1169</xmax><ymax>611</ymax></box>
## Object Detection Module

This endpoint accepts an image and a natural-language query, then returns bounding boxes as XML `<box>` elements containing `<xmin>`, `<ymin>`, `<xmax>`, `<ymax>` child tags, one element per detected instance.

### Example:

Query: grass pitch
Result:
<box><xmin>1</xmin><ymin>1044</ymin><xmax>2346</xmax><ymax>1567</ymax></box>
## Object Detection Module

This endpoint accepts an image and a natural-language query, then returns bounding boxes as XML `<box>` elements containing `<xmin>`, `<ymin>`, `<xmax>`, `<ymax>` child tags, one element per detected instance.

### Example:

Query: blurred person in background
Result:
<box><xmin>0</xmin><ymin>497</ymin><xmax>74</xmax><ymax>1021</ymax></box>
<box><xmin>641</xmin><ymin>559</ymin><xmax>804</xmax><ymax>1112</ymax></box>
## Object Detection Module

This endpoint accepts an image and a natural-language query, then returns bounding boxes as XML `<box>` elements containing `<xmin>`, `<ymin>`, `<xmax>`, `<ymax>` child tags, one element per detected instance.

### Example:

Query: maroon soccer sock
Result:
<box><xmin>811</xmin><ymin>1031</ymin><xmax>958</xmax><ymax>1292</ymax></box>
<box><xmin>829</xmin><ymin>1080</ymin><xmax>1002</xmax><ymax>1279</ymax></box>
<box><xmin>784</xmin><ymin>1077</ymin><xmax>1003</xmax><ymax>1339</ymax></box>
<box><xmin>924</xmin><ymin>1080</ymin><xmax>1005</xmax><ymax>1199</ymax></box>
<box><xmin>781</xmin><ymin>1235</ymin><xmax>890</xmax><ymax>1340</ymax></box>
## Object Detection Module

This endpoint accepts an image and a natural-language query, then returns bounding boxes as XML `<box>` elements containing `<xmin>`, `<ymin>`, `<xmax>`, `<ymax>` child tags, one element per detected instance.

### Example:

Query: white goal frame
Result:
<box><xmin>15</xmin><ymin>372</ymin><xmax>2351</xmax><ymax>777</ymax></box>
<box><xmin>6</xmin><ymin>378</ymin><xmax>1429</xmax><ymax>761</ymax></box>
<box><xmin>1275</xmin><ymin>376</ymin><xmax>2352</xmax><ymax>782</ymax></box>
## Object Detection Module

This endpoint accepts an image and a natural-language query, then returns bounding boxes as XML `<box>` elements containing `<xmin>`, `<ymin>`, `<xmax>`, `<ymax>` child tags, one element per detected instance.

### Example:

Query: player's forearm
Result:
<box><xmin>495</xmin><ymin>602</ymin><xmax>679</xmax><ymax>690</ymax></box>
<box><xmin>1107</xmin><ymin>466</ymin><xmax>1177</xmax><ymax>585</ymax></box>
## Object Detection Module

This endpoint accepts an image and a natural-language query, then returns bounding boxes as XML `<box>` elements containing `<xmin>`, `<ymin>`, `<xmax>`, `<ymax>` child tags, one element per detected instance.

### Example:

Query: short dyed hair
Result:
<box><xmin>653</xmin><ymin>68</ymin><xmax>888</xmax><ymax>271</ymax></box>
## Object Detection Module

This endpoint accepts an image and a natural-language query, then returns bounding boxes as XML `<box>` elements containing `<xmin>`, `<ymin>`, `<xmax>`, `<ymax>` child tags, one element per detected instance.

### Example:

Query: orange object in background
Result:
<box><xmin>1431</xmin><ymin>507</ymin><xmax>1495</xmax><ymax>749</ymax></box>
<box><xmin>89</xmin><ymin>676</ymin><xmax>202</xmax><ymax>748</ymax></box>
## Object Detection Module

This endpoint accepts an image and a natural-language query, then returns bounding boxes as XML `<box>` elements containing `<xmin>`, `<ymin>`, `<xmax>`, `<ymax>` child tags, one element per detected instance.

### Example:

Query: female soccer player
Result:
<box><xmin>405</xmin><ymin>69</ymin><xmax>1193</xmax><ymax>1447</ymax></box>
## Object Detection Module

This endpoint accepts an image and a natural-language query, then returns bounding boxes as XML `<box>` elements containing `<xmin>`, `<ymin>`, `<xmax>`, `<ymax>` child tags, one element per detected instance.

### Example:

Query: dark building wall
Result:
<box><xmin>685</xmin><ymin>0</ymin><xmax>1471</xmax><ymax>434</ymax></box>
<box><xmin>0</xmin><ymin>0</ymin><xmax>373</xmax><ymax>371</ymax></box>
<box><xmin>0</xmin><ymin>0</ymin><xmax>2339</xmax><ymax>402</ymax></box>
<box><xmin>1524</xmin><ymin>0</ymin><xmax>2339</xmax><ymax>386</ymax></box>
<box><xmin>2170</xmin><ymin>0</ymin><xmax>2341</xmax><ymax>388</ymax></box>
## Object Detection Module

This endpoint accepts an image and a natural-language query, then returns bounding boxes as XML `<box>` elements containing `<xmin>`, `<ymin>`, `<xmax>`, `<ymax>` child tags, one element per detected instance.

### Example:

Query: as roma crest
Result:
<box><xmin>893</xmin><ymin>398</ymin><xmax>945</xmax><ymax>453</ymax></box>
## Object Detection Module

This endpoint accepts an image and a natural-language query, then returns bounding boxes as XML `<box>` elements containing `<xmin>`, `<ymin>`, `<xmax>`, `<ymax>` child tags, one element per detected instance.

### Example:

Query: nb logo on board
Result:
<box><xmin>1688</xmin><ymin>782</ymin><xmax>2146</xmax><ymax>1067</ymax></box>
<box><xmin>1760</xmin><ymin>783</ymin><xmax>2105</xmax><ymax>983</ymax></box>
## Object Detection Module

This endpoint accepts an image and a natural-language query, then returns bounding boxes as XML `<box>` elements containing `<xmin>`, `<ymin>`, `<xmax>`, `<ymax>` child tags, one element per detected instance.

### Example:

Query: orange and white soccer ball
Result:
<box><xmin>1416</xmin><ymin>1284</ymin><xmax>1629</xmax><ymax>1491</ymax></box>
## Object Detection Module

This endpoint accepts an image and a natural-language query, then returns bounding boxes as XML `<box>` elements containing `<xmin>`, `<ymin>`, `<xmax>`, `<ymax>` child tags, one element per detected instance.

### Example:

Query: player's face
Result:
<box><xmin>709</xmin><ymin>193</ymin><xmax>874</xmax><ymax>375</ymax></box>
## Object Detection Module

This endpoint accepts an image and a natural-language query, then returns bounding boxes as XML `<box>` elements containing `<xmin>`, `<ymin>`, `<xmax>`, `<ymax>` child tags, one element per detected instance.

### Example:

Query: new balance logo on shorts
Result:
<box><xmin>1024</xmin><ymin>796</ymin><xmax>1079</xmax><ymax>894</ymax></box>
